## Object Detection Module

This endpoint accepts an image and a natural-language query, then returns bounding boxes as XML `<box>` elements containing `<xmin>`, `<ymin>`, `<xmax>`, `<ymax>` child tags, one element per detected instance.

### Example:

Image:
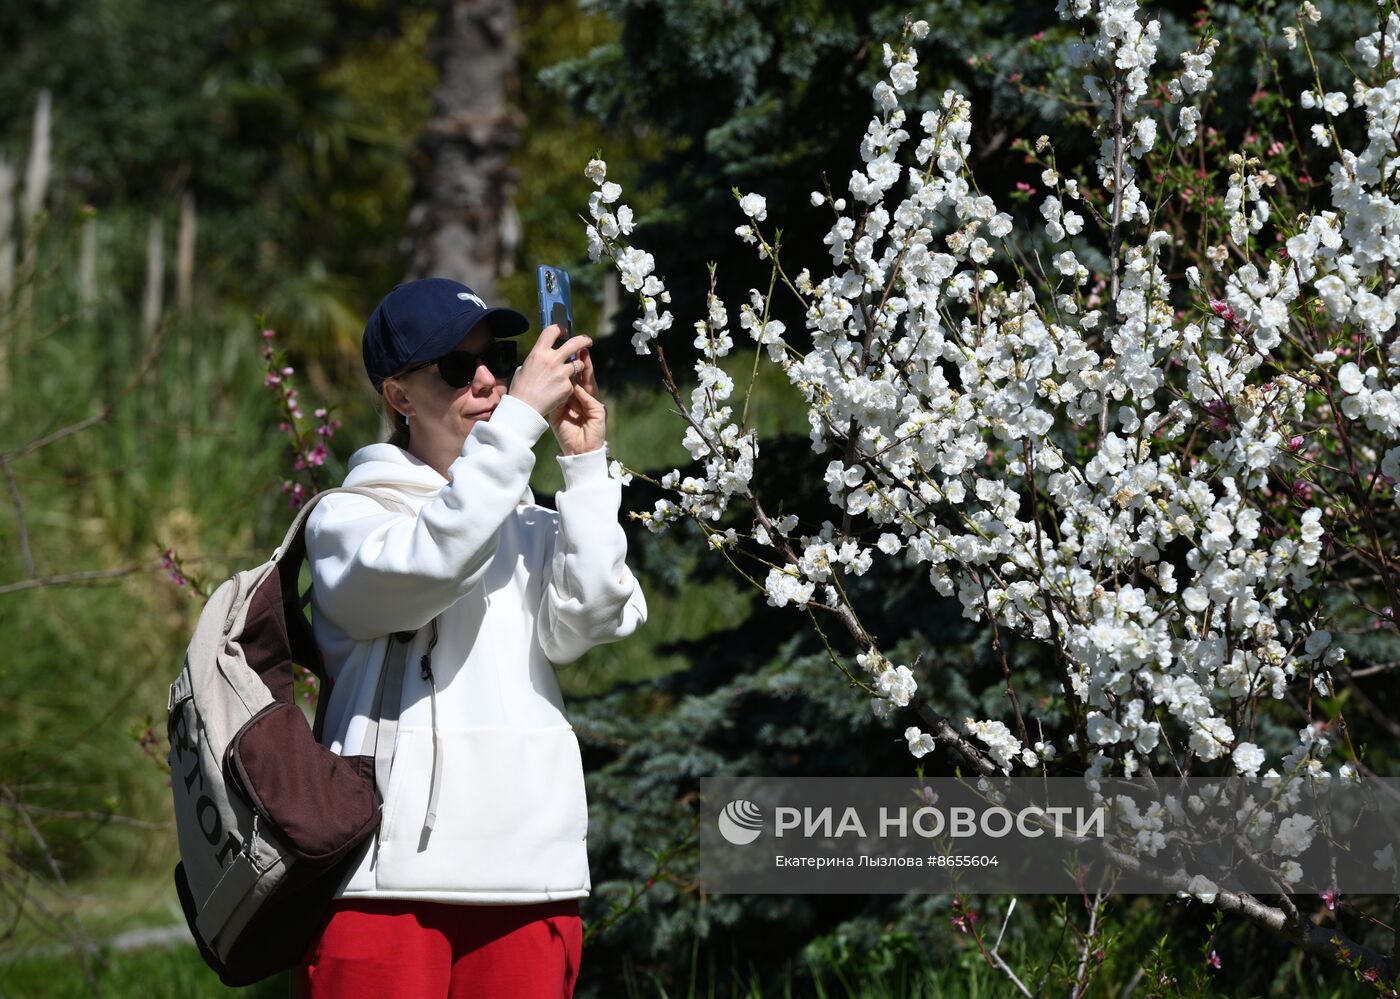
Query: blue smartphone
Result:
<box><xmin>537</xmin><ymin>265</ymin><xmax>574</xmax><ymax>352</ymax></box>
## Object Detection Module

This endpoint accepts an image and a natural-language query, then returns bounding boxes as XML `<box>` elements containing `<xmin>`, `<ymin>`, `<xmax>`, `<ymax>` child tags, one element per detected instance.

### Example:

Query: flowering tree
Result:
<box><xmin>585</xmin><ymin>1</ymin><xmax>1400</xmax><ymax>985</ymax></box>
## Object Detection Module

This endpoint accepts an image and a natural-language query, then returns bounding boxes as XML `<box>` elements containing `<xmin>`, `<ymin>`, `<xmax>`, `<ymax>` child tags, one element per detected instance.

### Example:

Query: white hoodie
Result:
<box><xmin>304</xmin><ymin>393</ymin><xmax>647</xmax><ymax>904</ymax></box>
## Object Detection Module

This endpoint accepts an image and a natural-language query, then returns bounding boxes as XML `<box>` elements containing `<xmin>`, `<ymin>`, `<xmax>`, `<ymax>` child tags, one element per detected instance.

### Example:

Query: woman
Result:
<box><xmin>300</xmin><ymin>277</ymin><xmax>648</xmax><ymax>997</ymax></box>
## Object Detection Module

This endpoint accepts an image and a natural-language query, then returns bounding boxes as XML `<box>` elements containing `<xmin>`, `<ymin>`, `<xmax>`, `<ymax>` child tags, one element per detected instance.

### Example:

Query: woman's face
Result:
<box><xmin>387</xmin><ymin>325</ymin><xmax>509</xmax><ymax>448</ymax></box>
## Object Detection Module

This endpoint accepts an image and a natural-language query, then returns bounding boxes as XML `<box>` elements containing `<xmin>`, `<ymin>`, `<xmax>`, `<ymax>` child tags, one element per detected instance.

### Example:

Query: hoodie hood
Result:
<box><xmin>343</xmin><ymin>442</ymin><xmax>535</xmax><ymax>507</ymax></box>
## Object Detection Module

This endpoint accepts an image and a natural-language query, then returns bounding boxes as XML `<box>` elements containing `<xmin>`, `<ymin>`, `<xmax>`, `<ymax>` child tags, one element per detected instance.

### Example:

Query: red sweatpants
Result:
<box><xmin>297</xmin><ymin>898</ymin><xmax>583</xmax><ymax>998</ymax></box>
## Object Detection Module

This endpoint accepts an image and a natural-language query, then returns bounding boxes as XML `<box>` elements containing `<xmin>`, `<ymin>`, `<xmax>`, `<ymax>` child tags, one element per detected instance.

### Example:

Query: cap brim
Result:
<box><xmin>396</xmin><ymin>305</ymin><xmax>531</xmax><ymax>372</ymax></box>
<box><xmin>479</xmin><ymin>307</ymin><xmax>530</xmax><ymax>338</ymax></box>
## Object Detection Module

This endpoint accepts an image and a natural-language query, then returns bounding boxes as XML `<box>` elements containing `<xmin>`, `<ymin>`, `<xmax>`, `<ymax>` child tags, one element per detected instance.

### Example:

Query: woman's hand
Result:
<box><xmin>548</xmin><ymin>345</ymin><xmax>607</xmax><ymax>456</ymax></box>
<box><xmin>508</xmin><ymin>324</ymin><xmax>593</xmax><ymax>419</ymax></box>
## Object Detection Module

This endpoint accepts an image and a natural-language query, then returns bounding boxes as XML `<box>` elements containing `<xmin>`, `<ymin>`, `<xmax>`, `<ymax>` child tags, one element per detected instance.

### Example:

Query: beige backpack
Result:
<box><xmin>168</xmin><ymin>486</ymin><xmax>417</xmax><ymax>985</ymax></box>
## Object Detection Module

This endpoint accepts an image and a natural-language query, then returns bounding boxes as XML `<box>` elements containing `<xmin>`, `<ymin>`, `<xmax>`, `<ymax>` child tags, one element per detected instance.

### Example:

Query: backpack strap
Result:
<box><xmin>289</xmin><ymin>486</ymin><xmax>444</xmax><ymax>840</ymax></box>
<box><xmin>297</xmin><ymin>486</ymin><xmax>442</xmax><ymax>825</ymax></box>
<box><xmin>366</xmin><ymin>622</ymin><xmax>442</xmax><ymax>849</ymax></box>
<box><xmin>281</xmin><ymin>485</ymin><xmax>406</xmax><ymax>755</ymax></box>
<box><xmin>270</xmin><ymin>486</ymin><xmax>367</xmax><ymax>564</ymax></box>
<box><xmin>272</xmin><ymin>484</ymin><xmax>417</xmax><ymax>555</ymax></box>
<box><xmin>370</xmin><ymin>630</ymin><xmax>412</xmax><ymax>815</ymax></box>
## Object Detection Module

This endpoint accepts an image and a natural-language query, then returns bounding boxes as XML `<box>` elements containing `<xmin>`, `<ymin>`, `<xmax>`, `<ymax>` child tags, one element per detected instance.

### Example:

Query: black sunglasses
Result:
<box><xmin>400</xmin><ymin>340</ymin><xmax>518</xmax><ymax>388</ymax></box>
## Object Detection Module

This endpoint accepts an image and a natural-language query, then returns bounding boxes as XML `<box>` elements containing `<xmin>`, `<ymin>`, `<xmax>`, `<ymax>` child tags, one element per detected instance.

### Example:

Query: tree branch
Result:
<box><xmin>0</xmin><ymin>451</ymin><xmax>36</xmax><ymax>577</ymax></box>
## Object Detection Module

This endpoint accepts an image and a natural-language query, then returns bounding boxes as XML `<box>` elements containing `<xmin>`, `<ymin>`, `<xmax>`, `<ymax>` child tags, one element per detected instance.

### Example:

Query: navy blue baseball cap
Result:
<box><xmin>362</xmin><ymin>278</ymin><xmax>530</xmax><ymax>392</ymax></box>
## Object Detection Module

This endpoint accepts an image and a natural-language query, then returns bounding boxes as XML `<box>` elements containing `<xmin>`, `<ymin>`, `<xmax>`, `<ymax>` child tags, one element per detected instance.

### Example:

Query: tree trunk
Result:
<box><xmin>141</xmin><ymin>216</ymin><xmax>164</xmax><ymax>339</ymax></box>
<box><xmin>176</xmin><ymin>191</ymin><xmax>196</xmax><ymax>312</ymax></box>
<box><xmin>404</xmin><ymin>0</ymin><xmax>522</xmax><ymax>298</ymax></box>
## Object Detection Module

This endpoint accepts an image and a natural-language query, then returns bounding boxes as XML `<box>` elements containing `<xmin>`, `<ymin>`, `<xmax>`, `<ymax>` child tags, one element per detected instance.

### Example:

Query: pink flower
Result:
<box><xmin>262</xmin><ymin>329</ymin><xmax>276</xmax><ymax>340</ymax></box>
<box><xmin>1363</xmin><ymin>968</ymin><xmax>1379</xmax><ymax>982</ymax></box>
<box><xmin>305</xmin><ymin>444</ymin><xmax>329</xmax><ymax>467</ymax></box>
<box><xmin>1320</xmin><ymin>889</ymin><xmax>1337</xmax><ymax>910</ymax></box>
<box><xmin>1292</xmin><ymin>480</ymin><xmax>1313</xmax><ymax>502</ymax></box>
<box><xmin>264</xmin><ymin>372</ymin><xmax>281</xmax><ymax>387</ymax></box>
<box><xmin>160</xmin><ymin>548</ymin><xmax>189</xmax><ymax>588</ymax></box>
<box><xmin>314</xmin><ymin>408</ymin><xmax>328</xmax><ymax>420</ymax></box>
<box><xmin>1206</xmin><ymin>950</ymin><xmax>1221</xmax><ymax>969</ymax></box>
<box><xmin>1268</xmin><ymin>141</ymin><xmax>1285</xmax><ymax>156</ymax></box>
<box><xmin>951</xmin><ymin>904</ymin><xmax>979</xmax><ymax>934</ymax></box>
<box><xmin>1209</xmin><ymin>299</ymin><xmax>1237</xmax><ymax>323</ymax></box>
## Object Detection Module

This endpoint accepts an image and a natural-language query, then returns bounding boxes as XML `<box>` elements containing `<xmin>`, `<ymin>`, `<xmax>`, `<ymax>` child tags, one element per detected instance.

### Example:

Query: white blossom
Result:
<box><xmin>905</xmin><ymin>725</ymin><xmax>936</xmax><ymax>758</ymax></box>
<box><xmin>1271</xmin><ymin>814</ymin><xmax>1317</xmax><ymax>857</ymax></box>
<box><xmin>579</xmin><ymin>1</ymin><xmax>1394</xmax><ymax>836</ymax></box>
<box><xmin>739</xmin><ymin>192</ymin><xmax>768</xmax><ymax>221</ymax></box>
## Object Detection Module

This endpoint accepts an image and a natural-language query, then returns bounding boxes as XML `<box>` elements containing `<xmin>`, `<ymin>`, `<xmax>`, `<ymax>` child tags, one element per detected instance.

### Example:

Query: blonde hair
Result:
<box><xmin>380</xmin><ymin>379</ymin><xmax>411</xmax><ymax>450</ymax></box>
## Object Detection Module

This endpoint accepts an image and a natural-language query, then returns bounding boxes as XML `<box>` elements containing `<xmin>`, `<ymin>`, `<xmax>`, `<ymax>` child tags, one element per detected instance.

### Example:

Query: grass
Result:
<box><xmin>0</xmin><ymin>922</ymin><xmax>1260</xmax><ymax>999</ymax></box>
<box><xmin>0</xmin><ymin>932</ymin><xmax>1021</xmax><ymax>999</ymax></box>
<box><xmin>0</xmin><ymin>874</ymin><xmax>184</xmax><ymax>957</ymax></box>
<box><xmin>0</xmin><ymin>944</ymin><xmax>289</xmax><ymax>998</ymax></box>
<box><xmin>614</xmin><ymin>935</ymin><xmax>1015</xmax><ymax>999</ymax></box>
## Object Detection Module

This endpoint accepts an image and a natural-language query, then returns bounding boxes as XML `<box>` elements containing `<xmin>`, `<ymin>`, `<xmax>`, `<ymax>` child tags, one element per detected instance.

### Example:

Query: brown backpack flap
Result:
<box><xmin>225</xmin><ymin>700</ymin><xmax>379</xmax><ymax>865</ymax></box>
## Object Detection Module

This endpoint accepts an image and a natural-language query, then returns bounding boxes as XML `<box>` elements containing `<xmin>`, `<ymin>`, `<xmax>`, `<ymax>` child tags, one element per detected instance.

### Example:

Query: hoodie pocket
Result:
<box><xmin>374</xmin><ymin>725</ymin><xmax>589</xmax><ymax>893</ymax></box>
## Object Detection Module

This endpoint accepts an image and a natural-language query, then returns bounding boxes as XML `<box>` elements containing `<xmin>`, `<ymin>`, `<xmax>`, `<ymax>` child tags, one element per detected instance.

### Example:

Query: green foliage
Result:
<box><xmin>497</xmin><ymin>0</ymin><xmax>668</xmax><ymax>371</ymax></box>
<box><xmin>0</xmin><ymin>0</ymin><xmax>440</xmax><ymax>349</ymax></box>
<box><xmin>0</xmin><ymin>209</ymin><xmax>300</xmax><ymax>891</ymax></box>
